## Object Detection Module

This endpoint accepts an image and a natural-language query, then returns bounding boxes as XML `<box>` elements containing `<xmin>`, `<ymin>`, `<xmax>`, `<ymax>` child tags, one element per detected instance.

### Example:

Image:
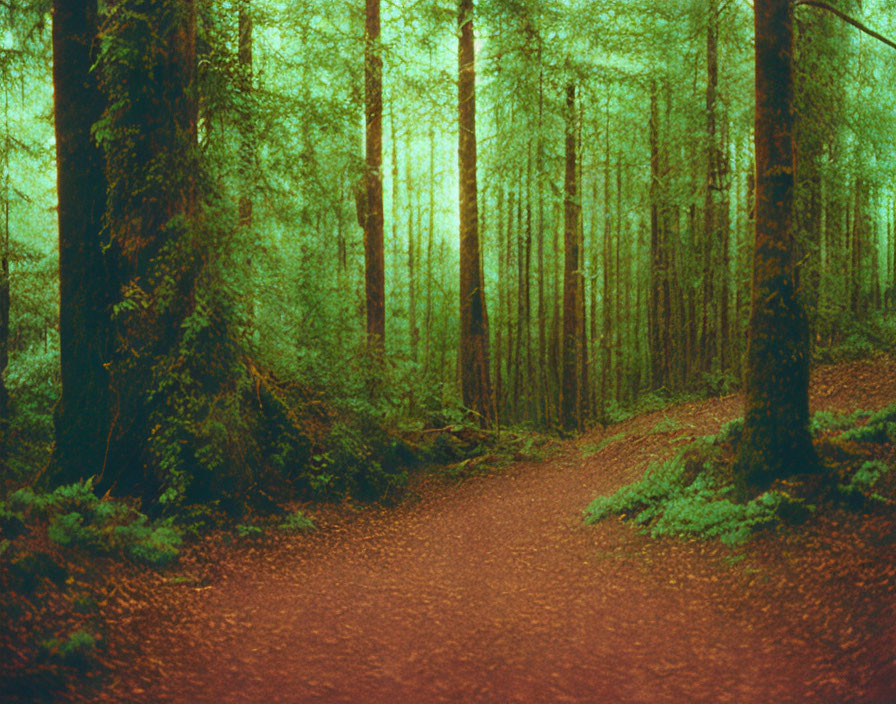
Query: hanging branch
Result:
<box><xmin>793</xmin><ymin>0</ymin><xmax>896</xmax><ymax>52</ymax></box>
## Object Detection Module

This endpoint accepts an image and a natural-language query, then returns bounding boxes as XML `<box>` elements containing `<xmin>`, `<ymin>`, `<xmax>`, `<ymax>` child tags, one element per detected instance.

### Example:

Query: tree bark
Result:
<box><xmin>98</xmin><ymin>0</ymin><xmax>201</xmax><ymax>499</ymax></box>
<box><xmin>736</xmin><ymin>0</ymin><xmax>817</xmax><ymax>489</ymax></box>
<box><xmin>457</xmin><ymin>0</ymin><xmax>493</xmax><ymax>425</ymax></box>
<box><xmin>561</xmin><ymin>84</ymin><xmax>580</xmax><ymax>431</ymax></box>
<box><xmin>364</xmin><ymin>0</ymin><xmax>385</xmax><ymax>348</ymax></box>
<box><xmin>52</xmin><ymin>0</ymin><xmax>113</xmax><ymax>485</ymax></box>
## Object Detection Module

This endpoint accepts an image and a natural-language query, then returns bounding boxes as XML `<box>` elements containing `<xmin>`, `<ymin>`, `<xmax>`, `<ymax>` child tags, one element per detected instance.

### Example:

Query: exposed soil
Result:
<box><xmin>29</xmin><ymin>357</ymin><xmax>896</xmax><ymax>702</ymax></box>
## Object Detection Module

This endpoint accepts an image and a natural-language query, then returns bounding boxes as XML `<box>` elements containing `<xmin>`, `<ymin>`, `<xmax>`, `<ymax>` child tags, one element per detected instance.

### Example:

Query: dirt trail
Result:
<box><xmin>86</xmin><ymin>357</ymin><xmax>896</xmax><ymax>703</ymax></box>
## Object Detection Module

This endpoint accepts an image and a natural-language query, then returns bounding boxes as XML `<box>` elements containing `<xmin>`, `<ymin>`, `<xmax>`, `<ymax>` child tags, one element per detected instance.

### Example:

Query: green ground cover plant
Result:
<box><xmin>585</xmin><ymin>406</ymin><xmax>895</xmax><ymax>545</ymax></box>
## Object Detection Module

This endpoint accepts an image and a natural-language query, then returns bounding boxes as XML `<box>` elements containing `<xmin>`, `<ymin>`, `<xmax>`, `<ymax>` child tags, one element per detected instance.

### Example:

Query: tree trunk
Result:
<box><xmin>98</xmin><ymin>0</ymin><xmax>204</xmax><ymax>500</ymax></box>
<box><xmin>237</xmin><ymin>0</ymin><xmax>253</xmax><ymax>230</ymax></box>
<box><xmin>561</xmin><ymin>84</ymin><xmax>580</xmax><ymax>432</ymax></box>
<box><xmin>364</xmin><ymin>0</ymin><xmax>385</xmax><ymax>348</ymax></box>
<box><xmin>424</xmin><ymin>124</ymin><xmax>435</xmax><ymax>375</ymax></box>
<box><xmin>599</xmin><ymin>99</ymin><xmax>612</xmax><ymax>419</ymax></box>
<box><xmin>52</xmin><ymin>0</ymin><xmax>113</xmax><ymax>485</ymax></box>
<box><xmin>536</xmin><ymin>64</ymin><xmax>547</xmax><ymax>425</ymax></box>
<box><xmin>736</xmin><ymin>0</ymin><xmax>817</xmax><ymax>490</ymax></box>
<box><xmin>0</xmin><ymin>89</ymin><xmax>10</xmax><ymax>459</ymax></box>
<box><xmin>457</xmin><ymin>0</ymin><xmax>493</xmax><ymax>425</ymax></box>
<box><xmin>407</xmin><ymin>138</ymin><xmax>418</xmax><ymax>362</ymax></box>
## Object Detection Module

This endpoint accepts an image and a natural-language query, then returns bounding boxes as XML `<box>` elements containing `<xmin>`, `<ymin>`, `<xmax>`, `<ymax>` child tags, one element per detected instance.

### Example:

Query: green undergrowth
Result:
<box><xmin>439</xmin><ymin>427</ymin><xmax>557</xmax><ymax>481</ymax></box>
<box><xmin>581</xmin><ymin>432</ymin><xmax>628</xmax><ymax>458</ymax></box>
<box><xmin>1</xmin><ymin>480</ymin><xmax>182</xmax><ymax>566</ymax></box>
<box><xmin>813</xmin><ymin>313</ymin><xmax>896</xmax><ymax>364</ymax></box>
<box><xmin>585</xmin><ymin>406</ymin><xmax>896</xmax><ymax>545</ymax></box>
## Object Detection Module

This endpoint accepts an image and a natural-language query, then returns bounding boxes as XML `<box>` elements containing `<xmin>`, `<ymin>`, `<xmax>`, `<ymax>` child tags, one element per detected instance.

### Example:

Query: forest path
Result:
<box><xmin>89</xmin><ymin>357</ymin><xmax>896</xmax><ymax>703</ymax></box>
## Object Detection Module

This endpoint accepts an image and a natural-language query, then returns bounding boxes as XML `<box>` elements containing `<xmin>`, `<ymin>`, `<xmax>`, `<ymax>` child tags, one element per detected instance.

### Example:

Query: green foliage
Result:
<box><xmin>837</xmin><ymin>404</ymin><xmax>896</xmax><ymax>444</ymax></box>
<box><xmin>648</xmin><ymin>415</ymin><xmax>683</xmax><ymax>435</ymax></box>
<box><xmin>1</xmin><ymin>480</ymin><xmax>182</xmax><ymax>565</ymax></box>
<box><xmin>581</xmin><ymin>432</ymin><xmax>627</xmax><ymax>457</ymax></box>
<box><xmin>40</xmin><ymin>629</ymin><xmax>96</xmax><ymax>667</ymax></box>
<box><xmin>584</xmin><ymin>445</ymin><xmax>812</xmax><ymax>545</ymax></box>
<box><xmin>279</xmin><ymin>510</ymin><xmax>315</xmax><ymax>533</ymax></box>
<box><xmin>587</xmin><ymin>401</ymin><xmax>896</xmax><ymax>545</ymax></box>
<box><xmin>809</xmin><ymin>409</ymin><xmax>869</xmax><ymax>435</ymax></box>
<box><xmin>236</xmin><ymin>524</ymin><xmax>263</xmax><ymax>539</ymax></box>
<box><xmin>845</xmin><ymin>460</ymin><xmax>890</xmax><ymax>492</ymax></box>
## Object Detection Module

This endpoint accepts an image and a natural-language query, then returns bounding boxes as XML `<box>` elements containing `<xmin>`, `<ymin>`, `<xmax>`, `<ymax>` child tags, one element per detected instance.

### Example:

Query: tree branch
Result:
<box><xmin>793</xmin><ymin>0</ymin><xmax>896</xmax><ymax>52</ymax></box>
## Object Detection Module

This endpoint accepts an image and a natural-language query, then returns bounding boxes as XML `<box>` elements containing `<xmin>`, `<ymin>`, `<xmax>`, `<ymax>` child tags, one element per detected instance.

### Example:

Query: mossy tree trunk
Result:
<box><xmin>736</xmin><ymin>0</ymin><xmax>818</xmax><ymax>490</ymax></box>
<box><xmin>98</xmin><ymin>0</ymin><xmax>248</xmax><ymax>504</ymax></box>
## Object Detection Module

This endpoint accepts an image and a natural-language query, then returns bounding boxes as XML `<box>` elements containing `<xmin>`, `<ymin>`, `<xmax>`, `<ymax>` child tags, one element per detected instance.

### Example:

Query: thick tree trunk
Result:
<box><xmin>98</xmin><ymin>0</ymin><xmax>202</xmax><ymax>499</ymax></box>
<box><xmin>457</xmin><ymin>0</ymin><xmax>493</xmax><ymax>425</ymax></box>
<box><xmin>561</xmin><ymin>84</ymin><xmax>580</xmax><ymax>431</ymax></box>
<box><xmin>364</xmin><ymin>0</ymin><xmax>385</xmax><ymax>348</ymax></box>
<box><xmin>736</xmin><ymin>0</ymin><xmax>817</xmax><ymax>489</ymax></box>
<box><xmin>52</xmin><ymin>0</ymin><xmax>113</xmax><ymax>485</ymax></box>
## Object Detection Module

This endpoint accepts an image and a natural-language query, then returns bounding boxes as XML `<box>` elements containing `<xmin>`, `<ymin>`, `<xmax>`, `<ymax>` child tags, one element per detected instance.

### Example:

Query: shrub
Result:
<box><xmin>2</xmin><ymin>480</ymin><xmax>182</xmax><ymax>566</ymax></box>
<box><xmin>40</xmin><ymin>629</ymin><xmax>97</xmax><ymax>668</ymax></box>
<box><xmin>279</xmin><ymin>510</ymin><xmax>315</xmax><ymax>533</ymax></box>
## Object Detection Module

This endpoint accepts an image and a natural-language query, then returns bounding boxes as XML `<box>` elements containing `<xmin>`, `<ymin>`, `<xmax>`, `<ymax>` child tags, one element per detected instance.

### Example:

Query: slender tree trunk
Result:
<box><xmin>599</xmin><ymin>99</ymin><xmax>612</xmax><ymax>418</ymax></box>
<box><xmin>561</xmin><ymin>84</ymin><xmax>580</xmax><ymax>431</ymax></box>
<box><xmin>702</xmin><ymin>0</ymin><xmax>721</xmax><ymax>376</ymax></box>
<box><xmin>424</xmin><ymin>124</ymin><xmax>435</xmax><ymax>375</ymax></box>
<box><xmin>736</xmin><ymin>0</ymin><xmax>817</xmax><ymax>489</ymax></box>
<box><xmin>238</xmin><ymin>0</ymin><xmax>253</xmax><ymax>230</ymax></box>
<box><xmin>0</xmin><ymin>85</ymin><xmax>10</xmax><ymax>458</ymax></box>
<box><xmin>536</xmin><ymin>66</ymin><xmax>547</xmax><ymax>425</ymax></box>
<box><xmin>524</xmin><ymin>147</ymin><xmax>533</xmax><ymax>420</ymax></box>
<box><xmin>457</xmin><ymin>0</ymin><xmax>492</xmax><ymax>424</ymax></box>
<box><xmin>52</xmin><ymin>0</ymin><xmax>112</xmax><ymax>485</ymax></box>
<box><xmin>505</xmin><ymin>177</ymin><xmax>515</xmax><ymax>418</ymax></box>
<box><xmin>648</xmin><ymin>81</ymin><xmax>663</xmax><ymax>390</ymax></box>
<box><xmin>495</xmin><ymin>177</ymin><xmax>505</xmax><ymax>414</ymax></box>
<box><xmin>407</xmin><ymin>138</ymin><xmax>418</xmax><ymax>362</ymax></box>
<box><xmin>364</xmin><ymin>0</ymin><xmax>385</xmax><ymax>348</ymax></box>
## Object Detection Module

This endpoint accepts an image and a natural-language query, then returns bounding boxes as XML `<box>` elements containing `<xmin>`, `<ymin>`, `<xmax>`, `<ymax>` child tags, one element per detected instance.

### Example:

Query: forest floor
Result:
<box><xmin>20</xmin><ymin>357</ymin><xmax>896</xmax><ymax>703</ymax></box>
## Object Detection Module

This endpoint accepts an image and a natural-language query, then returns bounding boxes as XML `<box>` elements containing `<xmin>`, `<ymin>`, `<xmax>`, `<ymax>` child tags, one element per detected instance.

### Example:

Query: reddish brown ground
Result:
<box><xmin>71</xmin><ymin>357</ymin><xmax>896</xmax><ymax>703</ymax></box>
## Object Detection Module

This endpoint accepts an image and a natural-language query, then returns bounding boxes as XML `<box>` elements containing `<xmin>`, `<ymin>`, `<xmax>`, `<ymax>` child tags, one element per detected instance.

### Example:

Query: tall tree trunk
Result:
<box><xmin>524</xmin><ymin>148</ymin><xmax>534</xmax><ymax>420</ymax></box>
<box><xmin>702</xmin><ymin>0</ymin><xmax>720</xmax><ymax>376</ymax></box>
<box><xmin>505</xmin><ymin>177</ymin><xmax>515</xmax><ymax>417</ymax></box>
<box><xmin>237</xmin><ymin>0</ymin><xmax>255</xmax><ymax>329</ymax></box>
<box><xmin>424</xmin><ymin>123</ymin><xmax>435</xmax><ymax>376</ymax></box>
<box><xmin>536</xmin><ymin>64</ymin><xmax>547</xmax><ymax>425</ymax></box>
<box><xmin>648</xmin><ymin>81</ymin><xmax>664</xmax><ymax>390</ymax></box>
<box><xmin>0</xmin><ymin>85</ymin><xmax>10</xmax><ymax>460</ymax></box>
<box><xmin>98</xmin><ymin>0</ymin><xmax>203</xmax><ymax>499</ymax></box>
<box><xmin>52</xmin><ymin>0</ymin><xmax>112</xmax><ymax>485</ymax></box>
<box><xmin>237</xmin><ymin>0</ymin><xmax>253</xmax><ymax>230</ymax></box>
<box><xmin>736</xmin><ymin>0</ymin><xmax>817</xmax><ymax>489</ymax></box>
<box><xmin>614</xmin><ymin>154</ymin><xmax>623</xmax><ymax>404</ymax></box>
<box><xmin>599</xmin><ymin>99</ymin><xmax>612</xmax><ymax>419</ymax></box>
<box><xmin>364</xmin><ymin>0</ymin><xmax>385</xmax><ymax>348</ymax></box>
<box><xmin>561</xmin><ymin>84</ymin><xmax>580</xmax><ymax>431</ymax></box>
<box><xmin>407</xmin><ymin>138</ymin><xmax>418</xmax><ymax>362</ymax></box>
<box><xmin>457</xmin><ymin>0</ymin><xmax>493</xmax><ymax>425</ymax></box>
